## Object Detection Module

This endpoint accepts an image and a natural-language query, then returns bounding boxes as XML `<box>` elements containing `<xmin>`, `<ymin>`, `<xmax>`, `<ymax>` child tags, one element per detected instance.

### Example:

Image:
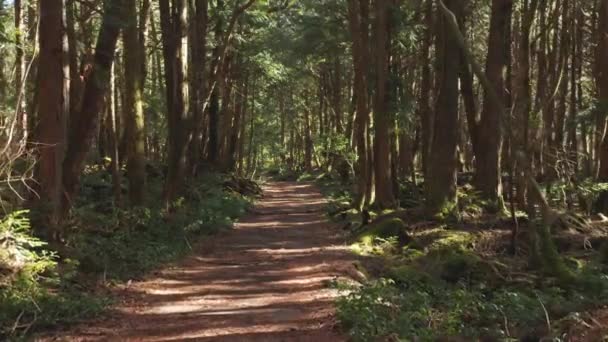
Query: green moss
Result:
<box><xmin>355</xmin><ymin>218</ymin><xmax>407</xmax><ymax>246</ymax></box>
<box><xmin>424</xmin><ymin>230</ymin><xmax>475</xmax><ymax>252</ymax></box>
<box><xmin>436</xmin><ymin>200</ymin><xmax>461</xmax><ymax>222</ymax></box>
<box><xmin>535</xmin><ymin>223</ymin><xmax>577</xmax><ymax>284</ymax></box>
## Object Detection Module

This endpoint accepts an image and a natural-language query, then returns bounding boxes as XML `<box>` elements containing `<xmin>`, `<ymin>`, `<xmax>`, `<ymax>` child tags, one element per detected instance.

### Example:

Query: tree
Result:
<box><xmin>123</xmin><ymin>0</ymin><xmax>147</xmax><ymax>205</ymax></box>
<box><xmin>347</xmin><ymin>0</ymin><xmax>372</xmax><ymax>210</ymax></box>
<box><xmin>597</xmin><ymin>0</ymin><xmax>608</xmax><ymax>182</ymax></box>
<box><xmin>418</xmin><ymin>0</ymin><xmax>433</xmax><ymax>178</ymax></box>
<box><xmin>372</xmin><ymin>0</ymin><xmax>395</xmax><ymax>209</ymax></box>
<box><xmin>14</xmin><ymin>0</ymin><xmax>26</xmax><ymax>140</ymax></box>
<box><xmin>425</xmin><ymin>0</ymin><xmax>461</xmax><ymax>216</ymax></box>
<box><xmin>160</xmin><ymin>0</ymin><xmax>191</xmax><ymax>206</ymax></box>
<box><xmin>33</xmin><ymin>0</ymin><xmax>68</xmax><ymax>238</ymax></box>
<box><xmin>189</xmin><ymin>0</ymin><xmax>209</xmax><ymax>175</ymax></box>
<box><xmin>474</xmin><ymin>0</ymin><xmax>513</xmax><ymax>210</ymax></box>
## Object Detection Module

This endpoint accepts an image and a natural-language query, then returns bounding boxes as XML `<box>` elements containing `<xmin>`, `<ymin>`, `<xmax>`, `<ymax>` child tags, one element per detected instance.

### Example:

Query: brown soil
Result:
<box><xmin>39</xmin><ymin>182</ymin><xmax>355</xmax><ymax>342</ymax></box>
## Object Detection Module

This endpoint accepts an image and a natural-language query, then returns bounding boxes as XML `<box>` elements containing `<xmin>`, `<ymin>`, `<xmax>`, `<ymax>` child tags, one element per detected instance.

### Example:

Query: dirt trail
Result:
<box><xmin>41</xmin><ymin>182</ymin><xmax>354</xmax><ymax>342</ymax></box>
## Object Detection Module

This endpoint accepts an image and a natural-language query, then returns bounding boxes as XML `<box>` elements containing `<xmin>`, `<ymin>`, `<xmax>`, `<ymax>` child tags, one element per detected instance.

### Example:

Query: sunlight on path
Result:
<box><xmin>39</xmin><ymin>182</ymin><xmax>354</xmax><ymax>342</ymax></box>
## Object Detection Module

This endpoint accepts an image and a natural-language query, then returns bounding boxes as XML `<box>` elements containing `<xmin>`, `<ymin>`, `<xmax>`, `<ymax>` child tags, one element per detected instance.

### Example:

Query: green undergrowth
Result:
<box><xmin>0</xmin><ymin>171</ymin><xmax>252</xmax><ymax>339</ymax></box>
<box><xmin>297</xmin><ymin>171</ymin><xmax>608</xmax><ymax>339</ymax></box>
<box><xmin>337</xmin><ymin>224</ymin><xmax>608</xmax><ymax>341</ymax></box>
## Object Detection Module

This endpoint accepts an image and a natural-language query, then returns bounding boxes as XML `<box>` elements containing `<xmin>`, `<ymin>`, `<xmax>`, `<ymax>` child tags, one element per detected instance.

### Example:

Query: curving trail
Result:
<box><xmin>41</xmin><ymin>182</ymin><xmax>354</xmax><ymax>342</ymax></box>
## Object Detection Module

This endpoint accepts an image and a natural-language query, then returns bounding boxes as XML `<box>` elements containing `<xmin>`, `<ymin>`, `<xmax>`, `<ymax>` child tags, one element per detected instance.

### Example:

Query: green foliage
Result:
<box><xmin>0</xmin><ymin>174</ymin><xmax>251</xmax><ymax>338</ymax></box>
<box><xmin>0</xmin><ymin>211</ymin><xmax>55</xmax><ymax>281</ymax></box>
<box><xmin>575</xmin><ymin>179</ymin><xmax>608</xmax><ymax>213</ymax></box>
<box><xmin>338</xmin><ymin>220</ymin><xmax>608</xmax><ymax>340</ymax></box>
<box><xmin>0</xmin><ymin>211</ymin><xmax>107</xmax><ymax>339</ymax></box>
<box><xmin>67</xmin><ymin>174</ymin><xmax>250</xmax><ymax>280</ymax></box>
<box><xmin>355</xmin><ymin>218</ymin><xmax>406</xmax><ymax>246</ymax></box>
<box><xmin>337</xmin><ymin>268</ymin><xmax>608</xmax><ymax>341</ymax></box>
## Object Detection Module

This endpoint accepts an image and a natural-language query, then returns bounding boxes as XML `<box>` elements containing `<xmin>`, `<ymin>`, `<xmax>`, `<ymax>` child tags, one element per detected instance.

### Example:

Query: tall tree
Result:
<box><xmin>33</xmin><ymin>0</ymin><xmax>68</xmax><ymax>238</ymax></box>
<box><xmin>597</xmin><ymin>0</ymin><xmax>608</xmax><ymax>181</ymax></box>
<box><xmin>123</xmin><ymin>0</ymin><xmax>147</xmax><ymax>205</ymax></box>
<box><xmin>189</xmin><ymin>0</ymin><xmax>209</xmax><ymax>175</ymax></box>
<box><xmin>474</xmin><ymin>0</ymin><xmax>513</xmax><ymax>209</ymax></box>
<box><xmin>14</xmin><ymin>0</ymin><xmax>27</xmax><ymax>139</ymax></box>
<box><xmin>372</xmin><ymin>0</ymin><xmax>395</xmax><ymax>209</ymax></box>
<box><xmin>513</xmin><ymin>0</ymin><xmax>539</xmax><ymax>207</ymax></box>
<box><xmin>160</xmin><ymin>0</ymin><xmax>191</xmax><ymax>205</ymax></box>
<box><xmin>425</xmin><ymin>0</ymin><xmax>461</xmax><ymax>216</ymax></box>
<box><xmin>347</xmin><ymin>0</ymin><xmax>372</xmax><ymax>210</ymax></box>
<box><xmin>418</xmin><ymin>0</ymin><xmax>433</xmax><ymax>178</ymax></box>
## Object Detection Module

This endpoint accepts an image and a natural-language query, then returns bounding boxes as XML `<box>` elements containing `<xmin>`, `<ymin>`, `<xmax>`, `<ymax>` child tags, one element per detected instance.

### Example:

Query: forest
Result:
<box><xmin>2</xmin><ymin>0</ymin><xmax>608</xmax><ymax>340</ymax></box>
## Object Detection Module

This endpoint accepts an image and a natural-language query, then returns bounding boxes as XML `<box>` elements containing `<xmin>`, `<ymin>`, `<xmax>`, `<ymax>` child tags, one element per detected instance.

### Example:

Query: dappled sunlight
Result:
<box><xmin>47</xmin><ymin>182</ymin><xmax>353</xmax><ymax>341</ymax></box>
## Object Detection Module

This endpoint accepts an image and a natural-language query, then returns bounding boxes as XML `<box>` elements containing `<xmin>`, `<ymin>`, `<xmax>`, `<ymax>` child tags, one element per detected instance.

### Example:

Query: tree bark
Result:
<box><xmin>475</xmin><ymin>0</ymin><xmax>512</xmax><ymax>209</ymax></box>
<box><xmin>124</xmin><ymin>0</ymin><xmax>147</xmax><ymax>205</ymax></box>
<box><xmin>373</xmin><ymin>0</ymin><xmax>395</xmax><ymax>209</ymax></box>
<box><xmin>425</xmin><ymin>0</ymin><xmax>461</xmax><ymax>216</ymax></box>
<box><xmin>33</xmin><ymin>0</ymin><xmax>68</xmax><ymax>239</ymax></box>
<box><xmin>347</xmin><ymin>0</ymin><xmax>372</xmax><ymax>210</ymax></box>
<box><xmin>161</xmin><ymin>0</ymin><xmax>191</xmax><ymax>206</ymax></box>
<box><xmin>189</xmin><ymin>0</ymin><xmax>208</xmax><ymax>175</ymax></box>
<box><xmin>597</xmin><ymin>0</ymin><xmax>608</xmax><ymax>180</ymax></box>
<box><xmin>419</xmin><ymin>0</ymin><xmax>433</xmax><ymax>178</ymax></box>
<box><xmin>14</xmin><ymin>0</ymin><xmax>27</xmax><ymax>140</ymax></box>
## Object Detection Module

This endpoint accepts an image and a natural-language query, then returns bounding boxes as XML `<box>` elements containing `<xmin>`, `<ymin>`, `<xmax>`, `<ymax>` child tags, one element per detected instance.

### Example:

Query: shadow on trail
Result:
<box><xmin>40</xmin><ymin>182</ymin><xmax>355</xmax><ymax>342</ymax></box>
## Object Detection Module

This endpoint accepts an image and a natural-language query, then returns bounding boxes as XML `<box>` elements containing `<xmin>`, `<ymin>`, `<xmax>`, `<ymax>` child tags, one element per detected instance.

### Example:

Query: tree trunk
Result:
<box><xmin>419</xmin><ymin>0</ymin><xmax>433</xmax><ymax>178</ymax></box>
<box><xmin>161</xmin><ymin>0</ymin><xmax>191</xmax><ymax>206</ymax></box>
<box><xmin>108</xmin><ymin>63</ymin><xmax>122</xmax><ymax>206</ymax></box>
<box><xmin>124</xmin><ymin>0</ymin><xmax>147</xmax><ymax>205</ymax></box>
<box><xmin>189</xmin><ymin>0</ymin><xmax>208</xmax><ymax>175</ymax></box>
<box><xmin>14</xmin><ymin>0</ymin><xmax>27</xmax><ymax>140</ymax></box>
<box><xmin>33</xmin><ymin>0</ymin><xmax>68</xmax><ymax>239</ymax></box>
<box><xmin>597</xmin><ymin>0</ymin><xmax>608</xmax><ymax>181</ymax></box>
<box><xmin>475</xmin><ymin>0</ymin><xmax>512</xmax><ymax>209</ymax></box>
<box><xmin>347</xmin><ymin>0</ymin><xmax>372</xmax><ymax>210</ymax></box>
<box><xmin>373</xmin><ymin>0</ymin><xmax>395</xmax><ymax>209</ymax></box>
<box><xmin>513</xmin><ymin>0</ymin><xmax>539</xmax><ymax>208</ymax></box>
<box><xmin>425</xmin><ymin>0</ymin><xmax>461</xmax><ymax>217</ymax></box>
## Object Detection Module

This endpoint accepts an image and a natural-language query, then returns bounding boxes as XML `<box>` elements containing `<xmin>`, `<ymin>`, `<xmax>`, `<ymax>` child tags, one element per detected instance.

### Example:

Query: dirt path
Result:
<box><xmin>41</xmin><ymin>182</ymin><xmax>354</xmax><ymax>342</ymax></box>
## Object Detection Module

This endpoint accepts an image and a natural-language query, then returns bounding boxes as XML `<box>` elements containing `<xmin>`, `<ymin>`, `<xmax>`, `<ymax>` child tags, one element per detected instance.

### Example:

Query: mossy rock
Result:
<box><xmin>355</xmin><ymin>218</ymin><xmax>409</xmax><ymax>246</ymax></box>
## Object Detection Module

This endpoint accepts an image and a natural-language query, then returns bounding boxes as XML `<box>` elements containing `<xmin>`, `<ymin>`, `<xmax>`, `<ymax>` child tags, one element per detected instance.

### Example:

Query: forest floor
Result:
<box><xmin>37</xmin><ymin>182</ymin><xmax>355</xmax><ymax>341</ymax></box>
